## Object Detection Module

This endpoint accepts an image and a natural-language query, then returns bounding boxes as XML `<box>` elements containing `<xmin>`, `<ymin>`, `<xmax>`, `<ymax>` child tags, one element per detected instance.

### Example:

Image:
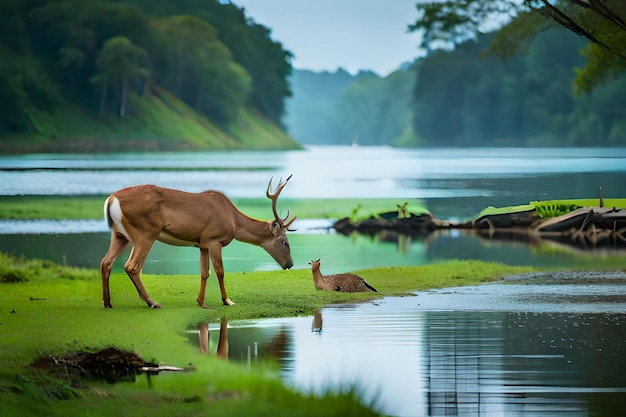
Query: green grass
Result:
<box><xmin>1</xmin><ymin>89</ymin><xmax>301</xmax><ymax>154</ymax></box>
<box><xmin>0</xmin><ymin>196</ymin><xmax>105</xmax><ymax>220</ymax></box>
<box><xmin>0</xmin><ymin>252</ymin><xmax>539</xmax><ymax>416</ymax></box>
<box><xmin>227</xmin><ymin>107</ymin><xmax>302</xmax><ymax>150</ymax></box>
<box><xmin>0</xmin><ymin>196</ymin><xmax>429</xmax><ymax>221</ymax></box>
<box><xmin>531</xmin><ymin>198</ymin><xmax>626</xmax><ymax>217</ymax></box>
<box><xmin>4</xmin><ymin>196</ymin><xmax>625</xmax><ymax>222</ymax></box>
<box><xmin>1</xmin><ymin>194</ymin><xmax>624</xmax><ymax>415</ymax></box>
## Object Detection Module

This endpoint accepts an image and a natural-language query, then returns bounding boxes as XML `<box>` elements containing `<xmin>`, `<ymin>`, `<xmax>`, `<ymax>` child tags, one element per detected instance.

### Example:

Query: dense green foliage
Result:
<box><xmin>405</xmin><ymin>0</ymin><xmax>626</xmax><ymax>146</ymax></box>
<box><xmin>286</xmin><ymin>26</ymin><xmax>626</xmax><ymax>147</ymax></box>
<box><xmin>0</xmin><ymin>0</ymin><xmax>298</xmax><ymax>152</ymax></box>
<box><xmin>410</xmin><ymin>0</ymin><xmax>626</xmax><ymax>92</ymax></box>
<box><xmin>410</xmin><ymin>28</ymin><xmax>626</xmax><ymax>146</ymax></box>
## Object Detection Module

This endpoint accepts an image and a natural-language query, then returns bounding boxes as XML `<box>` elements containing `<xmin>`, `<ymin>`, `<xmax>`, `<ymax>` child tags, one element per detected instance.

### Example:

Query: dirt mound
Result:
<box><xmin>30</xmin><ymin>347</ymin><xmax>156</xmax><ymax>384</ymax></box>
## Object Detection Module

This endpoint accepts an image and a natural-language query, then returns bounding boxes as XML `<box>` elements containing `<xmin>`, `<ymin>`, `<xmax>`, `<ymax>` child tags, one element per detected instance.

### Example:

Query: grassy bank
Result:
<box><xmin>1</xmin><ymin>89</ymin><xmax>301</xmax><ymax>155</ymax></box>
<box><xmin>0</xmin><ymin>252</ymin><xmax>537</xmax><ymax>416</ymax></box>
<box><xmin>0</xmin><ymin>196</ymin><xmax>427</xmax><ymax>221</ymax></box>
<box><xmin>2</xmin><ymin>195</ymin><xmax>624</xmax><ymax>222</ymax></box>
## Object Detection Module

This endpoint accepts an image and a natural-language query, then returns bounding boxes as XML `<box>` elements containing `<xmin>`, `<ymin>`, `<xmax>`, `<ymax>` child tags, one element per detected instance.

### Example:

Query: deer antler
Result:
<box><xmin>266</xmin><ymin>175</ymin><xmax>296</xmax><ymax>229</ymax></box>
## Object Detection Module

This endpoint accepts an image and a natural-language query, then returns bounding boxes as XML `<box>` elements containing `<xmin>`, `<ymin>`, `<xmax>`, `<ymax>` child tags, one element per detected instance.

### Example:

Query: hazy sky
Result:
<box><xmin>230</xmin><ymin>0</ymin><xmax>423</xmax><ymax>76</ymax></box>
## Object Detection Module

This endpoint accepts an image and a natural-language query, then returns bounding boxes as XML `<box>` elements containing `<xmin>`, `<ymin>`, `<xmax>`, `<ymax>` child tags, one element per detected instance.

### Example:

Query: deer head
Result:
<box><xmin>262</xmin><ymin>176</ymin><xmax>296</xmax><ymax>269</ymax></box>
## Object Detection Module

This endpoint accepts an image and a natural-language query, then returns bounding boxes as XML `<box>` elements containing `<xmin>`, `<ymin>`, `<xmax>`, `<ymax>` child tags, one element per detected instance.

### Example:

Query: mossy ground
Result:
<box><xmin>0</xmin><ymin>252</ymin><xmax>538</xmax><ymax>416</ymax></box>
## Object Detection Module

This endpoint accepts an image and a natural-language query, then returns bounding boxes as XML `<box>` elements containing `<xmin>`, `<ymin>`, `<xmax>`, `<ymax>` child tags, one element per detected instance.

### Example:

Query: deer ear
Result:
<box><xmin>269</xmin><ymin>220</ymin><xmax>282</xmax><ymax>236</ymax></box>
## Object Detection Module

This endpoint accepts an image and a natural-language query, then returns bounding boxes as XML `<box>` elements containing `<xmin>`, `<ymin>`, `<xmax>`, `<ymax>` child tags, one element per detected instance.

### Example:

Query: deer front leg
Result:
<box><xmin>197</xmin><ymin>248</ymin><xmax>211</xmax><ymax>309</ymax></box>
<box><xmin>209</xmin><ymin>244</ymin><xmax>235</xmax><ymax>306</ymax></box>
<box><xmin>124</xmin><ymin>243</ymin><xmax>160</xmax><ymax>308</ymax></box>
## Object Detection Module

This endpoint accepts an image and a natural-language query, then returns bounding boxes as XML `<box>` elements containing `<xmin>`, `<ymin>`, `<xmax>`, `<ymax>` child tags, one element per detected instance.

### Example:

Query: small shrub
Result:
<box><xmin>533</xmin><ymin>202</ymin><xmax>580</xmax><ymax>218</ymax></box>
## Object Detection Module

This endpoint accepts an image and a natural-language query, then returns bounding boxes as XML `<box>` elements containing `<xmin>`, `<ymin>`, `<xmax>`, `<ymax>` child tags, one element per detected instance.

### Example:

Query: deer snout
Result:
<box><xmin>283</xmin><ymin>259</ymin><xmax>294</xmax><ymax>269</ymax></box>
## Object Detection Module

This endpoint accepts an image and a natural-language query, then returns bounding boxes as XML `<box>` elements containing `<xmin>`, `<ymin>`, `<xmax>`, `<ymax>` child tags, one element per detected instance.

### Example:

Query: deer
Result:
<box><xmin>99</xmin><ymin>176</ymin><xmax>296</xmax><ymax>309</ymax></box>
<box><xmin>308</xmin><ymin>259</ymin><xmax>377</xmax><ymax>293</ymax></box>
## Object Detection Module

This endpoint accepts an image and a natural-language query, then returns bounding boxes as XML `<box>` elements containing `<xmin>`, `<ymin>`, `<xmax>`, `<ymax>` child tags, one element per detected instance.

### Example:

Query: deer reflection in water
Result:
<box><xmin>198</xmin><ymin>318</ymin><xmax>229</xmax><ymax>359</ymax></box>
<box><xmin>194</xmin><ymin>318</ymin><xmax>290</xmax><ymax>364</ymax></box>
<box><xmin>312</xmin><ymin>310</ymin><xmax>323</xmax><ymax>334</ymax></box>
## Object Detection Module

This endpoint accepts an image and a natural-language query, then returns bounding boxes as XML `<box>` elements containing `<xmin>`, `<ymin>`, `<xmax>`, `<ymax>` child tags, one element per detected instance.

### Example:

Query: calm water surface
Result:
<box><xmin>2</xmin><ymin>146</ymin><xmax>625</xmax><ymax>205</ymax></box>
<box><xmin>195</xmin><ymin>278</ymin><xmax>626</xmax><ymax>417</ymax></box>
<box><xmin>1</xmin><ymin>146</ymin><xmax>626</xmax><ymax>272</ymax></box>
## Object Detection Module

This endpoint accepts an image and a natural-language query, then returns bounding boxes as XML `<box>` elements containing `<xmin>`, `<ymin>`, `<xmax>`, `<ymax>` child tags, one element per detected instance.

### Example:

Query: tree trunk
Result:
<box><xmin>99</xmin><ymin>82</ymin><xmax>107</xmax><ymax>117</ymax></box>
<box><xmin>120</xmin><ymin>79</ymin><xmax>128</xmax><ymax>118</ymax></box>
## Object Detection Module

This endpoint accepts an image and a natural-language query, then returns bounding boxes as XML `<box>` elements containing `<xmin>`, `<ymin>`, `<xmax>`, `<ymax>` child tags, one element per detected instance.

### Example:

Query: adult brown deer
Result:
<box><xmin>100</xmin><ymin>176</ymin><xmax>296</xmax><ymax>309</ymax></box>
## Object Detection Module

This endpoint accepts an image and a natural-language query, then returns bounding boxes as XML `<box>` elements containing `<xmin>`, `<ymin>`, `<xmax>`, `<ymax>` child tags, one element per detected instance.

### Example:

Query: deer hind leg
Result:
<box><xmin>123</xmin><ymin>238</ymin><xmax>160</xmax><ymax>308</ymax></box>
<box><xmin>209</xmin><ymin>244</ymin><xmax>234</xmax><ymax>306</ymax></box>
<box><xmin>100</xmin><ymin>231</ymin><xmax>130</xmax><ymax>308</ymax></box>
<box><xmin>196</xmin><ymin>247</ymin><xmax>211</xmax><ymax>309</ymax></box>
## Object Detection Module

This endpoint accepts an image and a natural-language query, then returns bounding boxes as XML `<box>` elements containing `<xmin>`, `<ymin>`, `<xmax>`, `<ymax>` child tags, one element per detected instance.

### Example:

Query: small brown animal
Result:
<box><xmin>308</xmin><ymin>259</ymin><xmax>377</xmax><ymax>293</ymax></box>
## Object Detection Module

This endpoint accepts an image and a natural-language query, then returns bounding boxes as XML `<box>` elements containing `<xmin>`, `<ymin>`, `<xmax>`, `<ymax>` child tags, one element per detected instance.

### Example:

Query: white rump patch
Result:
<box><xmin>106</xmin><ymin>196</ymin><xmax>132</xmax><ymax>242</ymax></box>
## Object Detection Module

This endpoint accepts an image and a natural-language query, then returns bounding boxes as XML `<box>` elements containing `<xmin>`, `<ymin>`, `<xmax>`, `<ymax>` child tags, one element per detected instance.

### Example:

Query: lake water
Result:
<box><xmin>192</xmin><ymin>274</ymin><xmax>626</xmax><ymax>417</ymax></box>
<box><xmin>1</xmin><ymin>146</ymin><xmax>626</xmax><ymax>273</ymax></box>
<box><xmin>2</xmin><ymin>146</ymin><xmax>626</xmax><ymax>416</ymax></box>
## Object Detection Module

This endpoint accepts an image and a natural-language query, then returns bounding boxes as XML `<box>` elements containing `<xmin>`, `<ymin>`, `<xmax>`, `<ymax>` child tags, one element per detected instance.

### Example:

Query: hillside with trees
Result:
<box><xmin>285</xmin><ymin>25</ymin><xmax>626</xmax><ymax>147</ymax></box>
<box><xmin>0</xmin><ymin>0</ymin><xmax>301</xmax><ymax>153</ymax></box>
<box><xmin>407</xmin><ymin>28</ymin><xmax>626</xmax><ymax>146</ymax></box>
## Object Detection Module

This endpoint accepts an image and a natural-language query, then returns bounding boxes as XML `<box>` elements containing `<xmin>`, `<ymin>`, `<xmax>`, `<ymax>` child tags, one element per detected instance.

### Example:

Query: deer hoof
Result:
<box><xmin>223</xmin><ymin>298</ymin><xmax>235</xmax><ymax>306</ymax></box>
<box><xmin>149</xmin><ymin>302</ymin><xmax>161</xmax><ymax>309</ymax></box>
<box><xmin>104</xmin><ymin>304</ymin><xmax>113</xmax><ymax>309</ymax></box>
<box><xmin>196</xmin><ymin>298</ymin><xmax>209</xmax><ymax>309</ymax></box>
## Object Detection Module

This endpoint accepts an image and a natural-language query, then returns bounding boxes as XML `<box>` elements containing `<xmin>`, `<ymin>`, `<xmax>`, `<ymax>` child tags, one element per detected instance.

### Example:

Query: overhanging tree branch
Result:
<box><xmin>533</xmin><ymin>0</ymin><xmax>626</xmax><ymax>59</ymax></box>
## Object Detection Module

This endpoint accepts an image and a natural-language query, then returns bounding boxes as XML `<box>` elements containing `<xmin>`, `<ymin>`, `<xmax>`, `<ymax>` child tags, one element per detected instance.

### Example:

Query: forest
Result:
<box><xmin>285</xmin><ymin>67</ymin><xmax>415</xmax><ymax>147</ymax></box>
<box><xmin>0</xmin><ymin>0</ymin><xmax>300</xmax><ymax>152</ymax></box>
<box><xmin>3</xmin><ymin>0</ymin><xmax>625</xmax><ymax>151</ymax></box>
<box><xmin>286</xmin><ymin>26</ymin><xmax>626</xmax><ymax>147</ymax></box>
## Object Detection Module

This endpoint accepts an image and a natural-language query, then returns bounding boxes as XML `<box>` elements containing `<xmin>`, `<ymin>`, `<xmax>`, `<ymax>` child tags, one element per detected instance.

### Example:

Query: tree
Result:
<box><xmin>149</xmin><ymin>14</ymin><xmax>251</xmax><ymax>126</ymax></box>
<box><xmin>410</xmin><ymin>0</ymin><xmax>626</xmax><ymax>90</ymax></box>
<box><xmin>91</xmin><ymin>36</ymin><xmax>150</xmax><ymax>117</ymax></box>
<box><xmin>201</xmin><ymin>4</ymin><xmax>293</xmax><ymax>126</ymax></box>
<box><xmin>0</xmin><ymin>46</ymin><xmax>62</xmax><ymax>132</ymax></box>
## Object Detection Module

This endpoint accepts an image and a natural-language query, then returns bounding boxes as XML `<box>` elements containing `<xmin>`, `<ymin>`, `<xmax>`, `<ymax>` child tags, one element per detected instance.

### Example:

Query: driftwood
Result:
<box><xmin>333</xmin><ymin>212</ymin><xmax>446</xmax><ymax>236</ymax></box>
<box><xmin>467</xmin><ymin>206</ymin><xmax>626</xmax><ymax>252</ymax></box>
<box><xmin>333</xmin><ymin>205</ymin><xmax>626</xmax><ymax>252</ymax></box>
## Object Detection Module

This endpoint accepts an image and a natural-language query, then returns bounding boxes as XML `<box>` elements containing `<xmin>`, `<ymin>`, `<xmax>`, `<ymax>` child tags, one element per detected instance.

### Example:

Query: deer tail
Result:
<box><xmin>104</xmin><ymin>196</ymin><xmax>114</xmax><ymax>229</ymax></box>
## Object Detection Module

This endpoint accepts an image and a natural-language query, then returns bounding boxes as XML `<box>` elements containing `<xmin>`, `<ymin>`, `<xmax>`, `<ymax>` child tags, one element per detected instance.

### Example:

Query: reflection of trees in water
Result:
<box><xmin>422</xmin><ymin>311</ymin><xmax>626</xmax><ymax>416</ymax></box>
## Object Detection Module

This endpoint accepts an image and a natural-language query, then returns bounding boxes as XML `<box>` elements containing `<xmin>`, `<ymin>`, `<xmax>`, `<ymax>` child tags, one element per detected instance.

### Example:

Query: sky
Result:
<box><xmin>229</xmin><ymin>0</ymin><xmax>424</xmax><ymax>76</ymax></box>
